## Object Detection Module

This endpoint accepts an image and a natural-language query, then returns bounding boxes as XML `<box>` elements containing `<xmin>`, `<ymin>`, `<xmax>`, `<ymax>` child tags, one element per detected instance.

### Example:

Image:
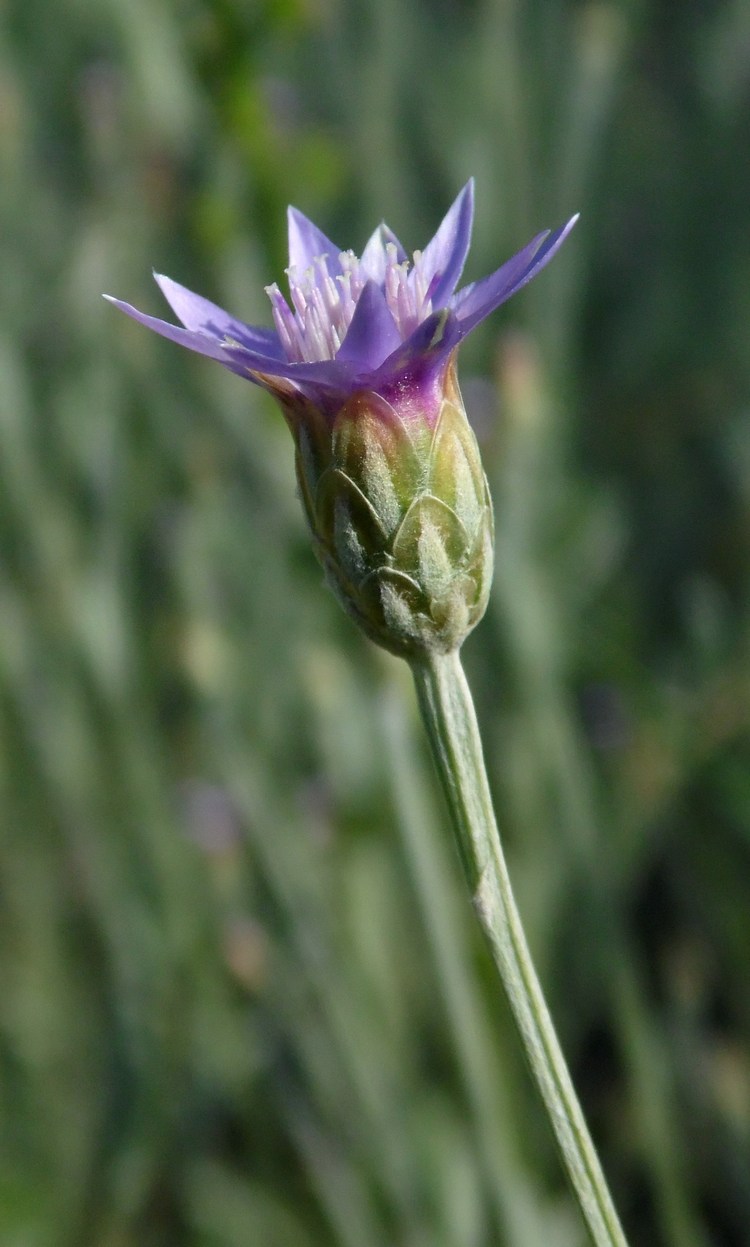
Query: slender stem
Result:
<box><xmin>410</xmin><ymin>648</ymin><xmax>629</xmax><ymax>1247</ymax></box>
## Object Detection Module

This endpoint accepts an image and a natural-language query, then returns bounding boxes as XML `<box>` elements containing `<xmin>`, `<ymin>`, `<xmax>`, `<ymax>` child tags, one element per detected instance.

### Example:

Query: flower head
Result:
<box><xmin>106</xmin><ymin>184</ymin><xmax>577</xmax><ymax>656</ymax></box>
<box><xmin>106</xmin><ymin>181</ymin><xmax>576</xmax><ymax>424</ymax></box>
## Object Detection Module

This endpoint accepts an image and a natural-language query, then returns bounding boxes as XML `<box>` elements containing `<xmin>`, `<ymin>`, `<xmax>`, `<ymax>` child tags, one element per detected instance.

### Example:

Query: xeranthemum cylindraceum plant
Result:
<box><xmin>107</xmin><ymin>182</ymin><xmax>570</xmax><ymax>657</ymax></box>
<box><xmin>107</xmin><ymin>182</ymin><xmax>629</xmax><ymax>1247</ymax></box>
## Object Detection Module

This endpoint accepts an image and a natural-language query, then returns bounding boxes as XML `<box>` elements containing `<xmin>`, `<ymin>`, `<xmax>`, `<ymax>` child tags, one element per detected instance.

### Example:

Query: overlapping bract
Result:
<box><xmin>294</xmin><ymin>360</ymin><xmax>494</xmax><ymax>655</ymax></box>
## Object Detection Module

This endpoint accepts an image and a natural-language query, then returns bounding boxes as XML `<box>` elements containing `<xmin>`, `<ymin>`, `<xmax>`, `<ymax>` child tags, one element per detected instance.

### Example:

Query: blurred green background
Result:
<box><xmin>2</xmin><ymin>0</ymin><xmax>750</xmax><ymax>1243</ymax></box>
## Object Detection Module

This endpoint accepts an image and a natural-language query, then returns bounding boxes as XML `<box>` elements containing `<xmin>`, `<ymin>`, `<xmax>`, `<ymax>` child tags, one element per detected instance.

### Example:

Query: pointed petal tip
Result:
<box><xmin>152</xmin><ymin>271</ymin><xmax>186</xmax><ymax>302</ymax></box>
<box><xmin>152</xmin><ymin>272</ymin><xmax>202</xmax><ymax>320</ymax></box>
<box><xmin>451</xmin><ymin>177</ymin><xmax>475</xmax><ymax>223</ymax></box>
<box><xmin>452</xmin><ymin>212</ymin><xmax>579</xmax><ymax>336</ymax></box>
<box><xmin>287</xmin><ymin>204</ymin><xmax>342</xmax><ymax>275</ymax></box>
<box><xmin>538</xmin><ymin>211</ymin><xmax>580</xmax><ymax>256</ymax></box>
<box><xmin>103</xmin><ymin>293</ymin><xmax>139</xmax><ymax>313</ymax></box>
<box><xmin>420</xmin><ymin>178</ymin><xmax>476</xmax><ymax>307</ymax></box>
<box><xmin>544</xmin><ymin>213</ymin><xmax>579</xmax><ymax>252</ymax></box>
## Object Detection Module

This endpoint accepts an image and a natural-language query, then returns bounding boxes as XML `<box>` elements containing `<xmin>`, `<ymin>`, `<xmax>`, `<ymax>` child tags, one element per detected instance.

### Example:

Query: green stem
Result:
<box><xmin>410</xmin><ymin>648</ymin><xmax>629</xmax><ymax>1247</ymax></box>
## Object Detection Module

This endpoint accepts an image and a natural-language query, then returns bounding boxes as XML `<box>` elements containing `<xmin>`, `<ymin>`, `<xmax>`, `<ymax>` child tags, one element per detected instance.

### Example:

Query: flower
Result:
<box><xmin>105</xmin><ymin>181</ymin><xmax>576</xmax><ymax>424</ymax></box>
<box><xmin>106</xmin><ymin>184</ymin><xmax>577</xmax><ymax>656</ymax></box>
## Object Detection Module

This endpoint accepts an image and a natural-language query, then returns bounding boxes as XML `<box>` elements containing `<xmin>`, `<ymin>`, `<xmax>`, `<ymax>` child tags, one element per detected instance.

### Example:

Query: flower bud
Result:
<box><xmin>290</xmin><ymin>355</ymin><xmax>493</xmax><ymax>657</ymax></box>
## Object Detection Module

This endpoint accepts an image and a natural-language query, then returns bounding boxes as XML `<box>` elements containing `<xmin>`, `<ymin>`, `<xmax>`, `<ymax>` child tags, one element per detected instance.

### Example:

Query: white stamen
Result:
<box><xmin>267</xmin><ymin>237</ymin><xmax>435</xmax><ymax>364</ymax></box>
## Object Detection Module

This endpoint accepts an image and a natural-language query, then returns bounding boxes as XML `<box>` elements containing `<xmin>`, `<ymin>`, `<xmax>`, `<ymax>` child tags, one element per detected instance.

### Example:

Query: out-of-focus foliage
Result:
<box><xmin>1</xmin><ymin>0</ymin><xmax>749</xmax><ymax>1244</ymax></box>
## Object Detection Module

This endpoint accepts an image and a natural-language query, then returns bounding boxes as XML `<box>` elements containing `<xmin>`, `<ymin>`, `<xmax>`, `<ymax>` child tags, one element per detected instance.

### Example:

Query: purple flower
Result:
<box><xmin>105</xmin><ymin>181</ymin><xmax>577</xmax><ymax>425</ymax></box>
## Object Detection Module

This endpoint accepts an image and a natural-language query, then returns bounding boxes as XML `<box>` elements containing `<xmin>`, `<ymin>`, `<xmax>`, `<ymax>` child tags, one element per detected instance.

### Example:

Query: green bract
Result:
<box><xmin>290</xmin><ymin>357</ymin><xmax>493</xmax><ymax>657</ymax></box>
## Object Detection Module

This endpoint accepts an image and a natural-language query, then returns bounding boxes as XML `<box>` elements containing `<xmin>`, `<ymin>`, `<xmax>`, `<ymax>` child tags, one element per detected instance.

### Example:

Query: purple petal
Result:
<box><xmin>416</xmin><ymin>180</ymin><xmax>475</xmax><ymax>308</ymax></box>
<box><xmin>359</xmin><ymin>222</ymin><xmax>407</xmax><ymax>282</ymax></box>
<box><xmin>336</xmin><ymin>281</ymin><xmax>402</xmax><ymax>369</ymax></box>
<box><xmin>453</xmin><ymin>215</ymin><xmax>579</xmax><ymax>336</ymax></box>
<box><xmin>370</xmin><ymin>310</ymin><xmax>459</xmax><ymax>385</ymax></box>
<box><xmin>154</xmin><ymin>274</ymin><xmax>284</xmax><ymax>358</ymax></box>
<box><xmin>370</xmin><ymin>309</ymin><xmax>463</xmax><ymax>425</ymax></box>
<box><xmin>229</xmin><ymin>353</ymin><xmax>357</xmax><ymax>389</ymax></box>
<box><xmin>104</xmin><ymin>296</ymin><xmax>242</xmax><ymax>365</ymax></box>
<box><xmin>105</xmin><ymin>294</ymin><xmax>356</xmax><ymax>392</ymax></box>
<box><xmin>287</xmin><ymin>206</ymin><xmax>342</xmax><ymax>276</ymax></box>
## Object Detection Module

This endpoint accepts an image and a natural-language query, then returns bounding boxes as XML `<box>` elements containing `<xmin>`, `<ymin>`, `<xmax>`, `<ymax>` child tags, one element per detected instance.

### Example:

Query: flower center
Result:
<box><xmin>265</xmin><ymin>244</ymin><xmax>434</xmax><ymax>364</ymax></box>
